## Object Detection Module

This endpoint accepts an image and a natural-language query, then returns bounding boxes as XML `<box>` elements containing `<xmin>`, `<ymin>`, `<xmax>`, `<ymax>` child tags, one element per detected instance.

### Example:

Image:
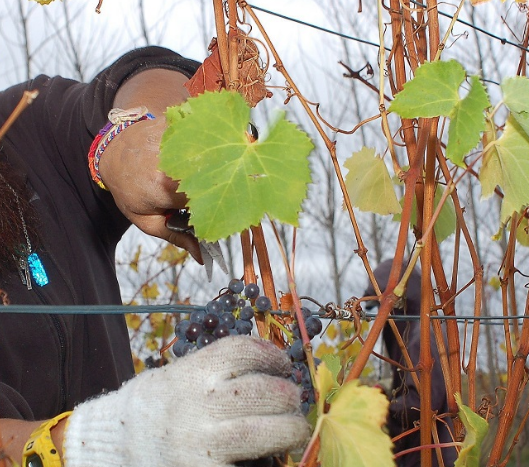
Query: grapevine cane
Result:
<box><xmin>251</xmin><ymin>224</ymin><xmax>285</xmax><ymax>347</ymax></box>
<box><xmin>417</xmin><ymin>117</ymin><xmax>438</xmax><ymax>467</ymax></box>
<box><xmin>212</xmin><ymin>0</ymin><xmax>230</xmax><ymax>86</ymax></box>
<box><xmin>227</xmin><ymin>0</ymin><xmax>240</xmax><ymax>90</ymax></box>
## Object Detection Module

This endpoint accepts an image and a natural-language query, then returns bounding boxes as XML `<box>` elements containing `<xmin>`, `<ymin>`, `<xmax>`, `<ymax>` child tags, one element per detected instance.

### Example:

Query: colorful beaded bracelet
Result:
<box><xmin>88</xmin><ymin>106</ymin><xmax>155</xmax><ymax>190</ymax></box>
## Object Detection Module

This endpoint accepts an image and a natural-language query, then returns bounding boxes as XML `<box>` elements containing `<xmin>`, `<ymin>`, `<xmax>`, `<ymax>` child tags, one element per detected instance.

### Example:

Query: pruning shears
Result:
<box><xmin>165</xmin><ymin>209</ymin><xmax>227</xmax><ymax>281</ymax></box>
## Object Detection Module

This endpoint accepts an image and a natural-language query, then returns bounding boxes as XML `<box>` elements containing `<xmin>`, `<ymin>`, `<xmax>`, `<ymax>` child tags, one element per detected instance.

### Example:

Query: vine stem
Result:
<box><xmin>212</xmin><ymin>0</ymin><xmax>230</xmax><ymax>85</ymax></box>
<box><xmin>227</xmin><ymin>0</ymin><xmax>239</xmax><ymax>89</ymax></box>
<box><xmin>433</xmin><ymin>0</ymin><xmax>464</xmax><ymax>62</ymax></box>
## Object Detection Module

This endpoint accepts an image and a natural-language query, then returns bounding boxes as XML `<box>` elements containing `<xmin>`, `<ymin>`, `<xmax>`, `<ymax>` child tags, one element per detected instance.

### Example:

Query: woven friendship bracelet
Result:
<box><xmin>88</xmin><ymin>106</ymin><xmax>155</xmax><ymax>190</ymax></box>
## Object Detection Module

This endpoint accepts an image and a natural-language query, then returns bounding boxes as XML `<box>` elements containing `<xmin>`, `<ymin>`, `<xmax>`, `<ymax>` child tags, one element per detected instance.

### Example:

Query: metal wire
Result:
<box><xmin>0</xmin><ymin>304</ymin><xmax>526</xmax><ymax>325</ymax></box>
<box><xmin>0</xmin><ymin>304</ymin><xmax>206</xmax><ymax>315</ymax></box>
<box><xmin>363</xmin><ymin>311</ymin><xmax>529</xmax><ymax>325</ymax></box>
<box><xmin>247</xmin><ymin>4</ymin><xmax>391</xmax><ymax>51</ymax></box>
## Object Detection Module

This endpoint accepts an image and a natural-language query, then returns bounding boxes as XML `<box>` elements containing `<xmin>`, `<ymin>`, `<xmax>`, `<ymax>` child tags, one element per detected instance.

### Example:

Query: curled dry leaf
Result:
<box><xmin>185</xmin><ymin>31</ymin><xmax>271</xmax><ymax>107</ymax></box>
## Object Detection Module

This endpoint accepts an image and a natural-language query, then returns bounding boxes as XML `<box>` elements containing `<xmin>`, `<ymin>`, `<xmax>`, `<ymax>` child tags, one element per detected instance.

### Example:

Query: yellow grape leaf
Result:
<box><xmin>516</xmin><ymin>215</ymin><xmax>529</xmax><ymax>246</ymax></box>
<box><xmin>146</xmin><ymin>337</ymin><xmax>159</xmax><ymax>351</ymax></box>
<box><xmin>149</xmin><ymin>313</ymin><xmax>165</xmax><ymax>329</ymax></box>
<box><xmin>129</xmin><ymin>245</ymin><xmax>142</xmax><ymax>273</ymax></box>
<box><xmin>157</xmin><ymin>244</ymin><xmax>188</xmax><ymax>265</ymax></box>
<box><xmin>489</xmin><ymin>116</ymin><xmax>529</xmax><ymax>222</ymax></box>
<box><xmin>314</xmin><ymin>362</ymin><xmax>340</xmax><ymax>415</ymax></box>
<box><xmin>454</xmin><ymin>393</ymin><xmax>488</xmax><ymax>467</ymax></box>
<box><xmin>125</xmin><ymin>313</ymin><xmax>142</xmax><ymax>331</ymax></box>
<box><xmin>325</xmin><ymin>322</ymin><xmax>340</xmax><ymax>341</ymax></box>
<box><xmin>342</xmin><ymin>339</ymin><xmax>363</xmax><ymax>365</ymax></box>
<box><xmin>344</xmin><ymin>147</ymin><xmax>402</xmax><ymax>215</ymax></box>
<box><xmin>166</xmin><ymin>282</ymin><xmax>179</xmax><ymax>294</ymax></box>
<box><xmin>488</xmin><ymin>275</ymin><xmax>501</xmax><ymax>290</ymax></box>
<box><xmin>479</xmin><ymin>119</ymin><xmax>500</xmax><ymax>200</ymax></box>
<box><xmin>141</xmin><ymin>283</ymin><xmax>160</xmax><ymax>300</ymax></box>
<box><xmin>318</xmin><ymin>380</ymin><xmax>394</xmax><ymax>467</ymax></box>
<box><xmin>315</xmin><ymin>342</ymin><xmax>336</xmax><ymax>361</ymax></box>
<box><xmin>132</xmin><ymin>354</ymin><xmax>145</xmax><ymax>374</ymax></box>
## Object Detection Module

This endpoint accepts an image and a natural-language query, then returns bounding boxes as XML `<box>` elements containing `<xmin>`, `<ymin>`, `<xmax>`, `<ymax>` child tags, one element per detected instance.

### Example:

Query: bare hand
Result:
<box><xmin>97</xmin><ymin>69</ymin><xmax>203</xmax><ymax>263</ymax></box>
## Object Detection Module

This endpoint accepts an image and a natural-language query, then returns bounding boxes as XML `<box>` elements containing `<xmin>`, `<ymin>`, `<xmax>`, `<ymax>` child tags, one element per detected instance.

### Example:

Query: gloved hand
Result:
<box><xmin>63</xmin><ymin>336</ymin><xmax>310</xmax><ymax>467</ymax></box>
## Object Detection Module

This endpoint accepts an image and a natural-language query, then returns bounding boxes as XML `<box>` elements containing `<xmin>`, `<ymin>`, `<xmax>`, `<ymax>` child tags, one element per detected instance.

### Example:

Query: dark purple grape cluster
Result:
<box><xmin>287</xmin><ymin>306</ymin><xmax>323</xmax><ymax>415</ymax></box>
<box><xmin>172</xmin><ymin>279</ymin><xmax>273</xmax><ymax>357</ymax></box>
<box><xmin>291</xmin><ymin>361</ymin><xmax>315</xmax><ymax>415</ymax></box>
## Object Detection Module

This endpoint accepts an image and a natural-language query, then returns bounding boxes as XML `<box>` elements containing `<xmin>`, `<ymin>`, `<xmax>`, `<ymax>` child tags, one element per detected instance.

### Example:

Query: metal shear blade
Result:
<box><xmin>165</xmin><ymin>210</ymin><xmax>227</xmax><ymax>281</ymax></box>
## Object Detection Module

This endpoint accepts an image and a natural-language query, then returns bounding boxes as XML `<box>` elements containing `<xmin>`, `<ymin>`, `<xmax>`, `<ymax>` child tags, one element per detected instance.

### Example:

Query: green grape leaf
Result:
<box><xmin>318</xmin><ymin>380</ymin><xmax>394</xmax><ymax>467</ymax></box>
<box><xmin>393</xmin><ymin>184</ymin><xmax>456</xmax><ymax>242</ymax></box>
<box><xmin>389</xmin><ymin>60</ymin><xmax>465</xmax><ymax>118</ymax></box>
<box><xmin>454</xmin><ymin>393</ymin><xmax>488</xmax><ymax>467</ymax></box>
<box><xmin>446</xmin><ymin>75</ymin><xmax>490</xmax><ymax>167</ymax></box>
<box><xmin>487</xmin><ymin>116</ymin><xmax>529</xmax><ymax>222</ymax></box>
<box><xmin>158</xmin><ymin>91</ymin><xmax>313</xmax><ymax>241</ymax></box>
<box><xmin>343</xmin><ymin>147</ymin><xmax>402</xmax><ymax>215</ymax></box>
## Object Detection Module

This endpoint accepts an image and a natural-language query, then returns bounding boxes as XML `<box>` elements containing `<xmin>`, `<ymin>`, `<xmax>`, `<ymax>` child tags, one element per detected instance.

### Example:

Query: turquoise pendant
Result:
<box><xmin>28</xmin><ymin>252</ymin><xmax>49</xmax><ymax>287</ymax></box>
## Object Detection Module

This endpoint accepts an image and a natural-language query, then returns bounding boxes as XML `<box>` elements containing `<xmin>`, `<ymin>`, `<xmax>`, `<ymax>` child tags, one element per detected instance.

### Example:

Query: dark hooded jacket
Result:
<box><xmin>0</xmin><ymin>47</ymin><xmax>200</xmax><ymax>419</ymax></box>
<box><xmin>364</xmin><ymin>259</ymin><xmax>457</xmax><ymax>467</ymax></box>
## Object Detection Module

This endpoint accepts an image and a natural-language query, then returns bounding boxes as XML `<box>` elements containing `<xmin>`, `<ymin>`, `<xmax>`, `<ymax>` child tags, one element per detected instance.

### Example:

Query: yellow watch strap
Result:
<box><xmin>22</xmin><ymin>411</ymin><xmax>73</xmax><ymax>467</ymax></box>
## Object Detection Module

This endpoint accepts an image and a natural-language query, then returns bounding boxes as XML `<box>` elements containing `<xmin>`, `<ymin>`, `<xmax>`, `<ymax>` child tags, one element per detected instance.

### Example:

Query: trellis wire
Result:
<box><xmin>0</xmin><ymin>304</ymin><xmax>526</xmax><ymax>324</ymax></box>
<box><xmin>247</xmin><ymin>4</ymin><xmax>390</xmax><ymax>51</ymax></box>
<box><xmin>248</xmin><ymin>2</ymin><xmax>529</xmax><ymax>54</ymax></box>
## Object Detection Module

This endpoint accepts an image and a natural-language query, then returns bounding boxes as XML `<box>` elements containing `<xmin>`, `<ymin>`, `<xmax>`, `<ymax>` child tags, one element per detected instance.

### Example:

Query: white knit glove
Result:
<box><xmin>63</xmin><ymin>336</ymin><xmax>310</xmax><ymax>467</ymax></box>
